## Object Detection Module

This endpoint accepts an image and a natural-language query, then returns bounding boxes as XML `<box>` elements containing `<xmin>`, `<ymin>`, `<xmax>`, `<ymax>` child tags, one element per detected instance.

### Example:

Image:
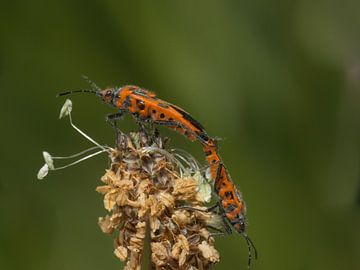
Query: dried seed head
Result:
<box><xmin>114</xmin><ymin>246</ymin><xmax>128</xmax><ymax>261</ymax></box>
<box><xmin>96</xmin><ymin>131</ymin><xmax>220</xmax><ymax>269</ymax></box>
<box><xmin>198</xmin><ymin>241</ymin><xmax>220</xmax><ymax>263</ymax></box>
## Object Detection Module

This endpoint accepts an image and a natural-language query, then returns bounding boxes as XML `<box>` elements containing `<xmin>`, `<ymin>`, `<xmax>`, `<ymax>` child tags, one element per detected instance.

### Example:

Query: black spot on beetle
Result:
<box><xmin>199</xmin><ymin>133</ymin><xmax>209</xmax><ymax>142</ymax></box>
<box><xmin>152</xmin><ymin>109</ymin><xmax>156</xmax><ymax>114</ymax></box>
<box><xmin>136</xmin><ymin>100</ymin><xmax>145</xmax><ymax>110</ymax></box>
<box><xmin>160</xmin><ymin>113</ymin><xmax>165</xmax><ymax>119</ymax></box>
<box><xmin>225</xmin><ymin>191</ymin><xmax>234</xmax><ymax>199</ymax></box>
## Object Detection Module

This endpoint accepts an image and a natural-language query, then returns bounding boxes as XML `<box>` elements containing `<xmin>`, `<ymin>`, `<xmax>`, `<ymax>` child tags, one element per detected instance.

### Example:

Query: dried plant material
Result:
<box><xmin>157</xmin><ymin>191</ymin><xmax>175</xmax><ymax>209</ymax></box>
<box><xmin>194</xmin><ymin>210</ymin><xmax>224</xmax><ymax>232</ymax></box>
<box><xmin>115</xmin><ymin>246</ymin><xmax>128</xmax><ymax>261</ymax></box>
<box><xmin>198</xmin><ymin>241</ymin><xmax>220</xmax><ymax>263</ymax></box>
<box><xmin>172</xmin><ymin>210</ymin><xmax>191</xmax><ymax>227</ymax></box>
<box><xmin>95</xmin><ymin>185</ymin><xmax>112</xmax><ymax>195</ymax></box>
<box><xmin>171</xmin><ymin>235</ymin><xmax>190</xmax><ymax>266</ymax></box>
<box><xmin>172</xmin><ymin>177</ymin><xmax>198</xmax><ymax>201</ymax></box>
<box><xmin>96</xmin><ymin>131</ymin><xmax>220</xmax><ymax>269</ymax></box>
<box><xmin>103</xmin><ymin>189</ymin><xmax>118</xmax><ymax>211</ymax></box>
<box><xmin>151</xmin><ymin>242</ymin><xmax>169</xmax><ymax>267</ymax></box>
<box><xmin>98</xmin><ymin>215</ymin><xmax>113</xmax><ymax>234</ymax></box>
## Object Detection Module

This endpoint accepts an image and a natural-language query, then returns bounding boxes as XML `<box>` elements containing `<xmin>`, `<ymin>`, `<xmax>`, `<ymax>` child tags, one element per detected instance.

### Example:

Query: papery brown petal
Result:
<box><xmin>137</xmin><ymin>178</ymin><xmax>152</xmax><ymax>194</ymax></box>
<box><xmin>114</xmin><ymin>246</ymin><xmax>128</xmax><ymax>261</ymax></box>
<box><xmin>118</xmin><ymin>179</ymin><xmax>134</xmax><ymax>190</ymax></box>
<box><xmin>150</xmin><ymin>195</ymin><xmax>165</xmax><ymax>217</ymax></box>
<box><xmin>149</xmin><ymin>216</ymin><xmax>160</xmax><ymax>232</ymax></box>
<box><xmin>101</xmin><ymin>170</ymin><xmax>117</xmax><ymax>184</ymax></box>
<box><xmin>115</xmin><ymin>191</ymin><xmax>129</xmax><ymax>207</ymax></box>
<box><xmin>172</xmin><ymin>210</ymin><xmax>191</xmax><ymax>227</ymax></box>
<box><xmin>179</xmin><ymin>248</ymin><xmax>188</xmax><ymax>266</ymax></box>
<box><xmin>198</xmin><ymin>241</ymin><xmax>220</xmax><ymax>263</ymax></box>
<box><xmin>172</xmin><ymin>177</ymin><xmax>198</xmax><ymax>200</ymax></box>
<box><xmin>98</xmin><ymin>215</ymin><xmax>114</xmax><ymax>234</ymax></box>
<box><xmin>157</xmin><ymin>192</ymin><xmax>175</xmax><ymax>209</ymax></box>
<box><xmin>95</xmin><ymin>185</ymin><xmax>112</xmax><ymax>195</ymax></box>
<box><xmin>178</xmin><ymin>234</ymin><xmax>189</xmax><ymax>251</ymax></box>
<box><xmin>137</xmin><ymin>193</ymin><xmax>149</xmax><ymax>218</ymax></box>
<box><xmin>198</xmin><ymin>228</ymin><xmax>210</xmax><ymax>241</ymax></box>
<box><xmin>104</xmin><ymin>190</ymin><xmax>117</xmax><ymax>211</ymax></box>
<box><xmin>135</xmin><ymin>221</ymin><xmax>146</xmax><ymax>238</ymax></box>
<box><xmin>110</xmin><ymin>212</ymin><xmax>122</xmax><ymax>225</ymax></box>
<box><xmin>130</xmin><ymin>236</ymin><xmax>144</xmax><ymax>250</ymax></box>
<box><xmin>126</xmin><ymin>198</ymin><xmax>141</xmax><ymax>208</ymax></box>
<box><xmin>171</xmin><ymin>244</ymin><xmax>181</xmax><ymax>260</ymax></box>
<box><xmin>125</xmin><ymin>248</ymin><xmax>141</xmax><ymax>270</ymax></box>
<box><xmin>151</xmin><ymin>242</ymin><xmax>169</xmax><ymax>266</ymax></box>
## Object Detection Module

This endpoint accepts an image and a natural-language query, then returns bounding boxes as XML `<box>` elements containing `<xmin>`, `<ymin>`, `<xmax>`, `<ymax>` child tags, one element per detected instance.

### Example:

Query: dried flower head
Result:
<box><xmin>97</xmin><ymin>131</ymin><xmax>220</xmax><ymax>269</ymax></box>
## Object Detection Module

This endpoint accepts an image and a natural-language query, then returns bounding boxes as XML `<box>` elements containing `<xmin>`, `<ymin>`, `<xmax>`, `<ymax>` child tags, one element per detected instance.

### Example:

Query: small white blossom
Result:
<box><xmin>193</xmin><ymin>171</ymin><xmax>212</xmax><ymax>203</ymax></box>
<box><xmin>205</xmin><ymin>167</ymin><xmax>213</xmax><ymax>181</ymax></box>
<box><xmin>59</xmin><ymin>99</ymin><xmax>72</xmax><ymax>119</ymax></box>
<box><xmin>37</xmin><ymin>164</ymin><xmax>49</xmax><ymax>180</ymax></box>
<box><xmin>42</xmin><ymin>151</ymin><xmax>54</xmax><ymax>170</ymax></box>
<box><xmin>198</xmin><ymin>182</ymin><xmax>212</xmax><ymax>203</ymax></box>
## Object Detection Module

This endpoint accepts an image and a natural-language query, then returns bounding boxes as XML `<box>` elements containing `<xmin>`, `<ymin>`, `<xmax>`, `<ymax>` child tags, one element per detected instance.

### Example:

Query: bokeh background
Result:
<box><xmin>1</xmin><ymin>1</ymin><xmax>359</xmax><ymax>269</ymax></box>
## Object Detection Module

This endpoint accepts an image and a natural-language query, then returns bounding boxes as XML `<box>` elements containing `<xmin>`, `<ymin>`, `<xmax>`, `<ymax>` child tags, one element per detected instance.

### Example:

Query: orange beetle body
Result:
<box><xmin>102</xmin><ymin>85</ymin><xmax>211</xmax><ymax>145</ymax></box>
<box><xmin>100</xmin><ymin>85</ymin><xmax>248</xmax><ymax>232</ymax></box>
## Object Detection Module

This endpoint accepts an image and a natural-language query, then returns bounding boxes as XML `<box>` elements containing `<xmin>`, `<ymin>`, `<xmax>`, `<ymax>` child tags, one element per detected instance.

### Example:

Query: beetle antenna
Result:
<box><xmin>242</xmin><ymin>233</ymin><xmax>258</xmax><ymax>268</ymax></box>
<box><xmin>81</xmin><ymin>75</ymin><xmax>102</xmax><ymax>92</ymax></box>
<box><xmin>56</xmin><ymin>89</ymin><xmax>97</xmax><ymax>97</ymax></box>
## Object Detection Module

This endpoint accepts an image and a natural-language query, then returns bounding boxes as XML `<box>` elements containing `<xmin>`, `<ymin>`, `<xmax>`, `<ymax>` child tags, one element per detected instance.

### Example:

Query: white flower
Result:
<box><xmin>205</xmin><ymin>167</ymin><xmax>213</xmax><ymax>181</ymax></box>
<box><xmin>59</xmin><ymin>99</ymin><xmax>72</xmax><ymax>119</ymax></box>
<box><xmin>42</xmin><ymin>151</ymin><xmax>54</xmax><ymax>170</ymax></box>
<box><xmin>193</xmin><ymin>171</ymin><xmax>212</xmax><ymax>203</ymax></box>
<box><xmin>37</xmin><ymin>164</ymin><xmax>49</xmax><ymax>180</ymax></box>
<box><xmin>198</xmin><ymin>182</ymin><xmax>212</xmax><ymax>203</ymax></box>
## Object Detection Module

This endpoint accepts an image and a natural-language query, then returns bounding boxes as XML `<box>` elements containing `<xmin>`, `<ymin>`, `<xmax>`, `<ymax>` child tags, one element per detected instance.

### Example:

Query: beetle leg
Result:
<box><xmin>221</xmin><ymin>216</ymin><xmax>233</xmax><ymax>235</ymax></box>
<box><xmin>106</xmin><ymin>111</ymin><xmax>125</xmax><ymax>131</ymax></box>
<box><xmin>131</xmin><ymin>114</ymin><xmax>152</xmax><ymax>139</ymax></box>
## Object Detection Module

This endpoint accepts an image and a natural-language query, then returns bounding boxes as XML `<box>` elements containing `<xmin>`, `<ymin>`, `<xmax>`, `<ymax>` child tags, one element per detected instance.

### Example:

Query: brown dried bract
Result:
<box><xmin>96</xmin><ymin>131</ymin><xmax>220</xmax><ymax>269</ymax></box>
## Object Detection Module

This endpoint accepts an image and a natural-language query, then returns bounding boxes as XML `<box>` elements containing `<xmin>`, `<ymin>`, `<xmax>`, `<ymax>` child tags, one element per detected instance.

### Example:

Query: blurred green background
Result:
<box><xmin>1</xmin><ymin>1</ymin><xmax>359</xmax><ymax>269</ymax></box>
